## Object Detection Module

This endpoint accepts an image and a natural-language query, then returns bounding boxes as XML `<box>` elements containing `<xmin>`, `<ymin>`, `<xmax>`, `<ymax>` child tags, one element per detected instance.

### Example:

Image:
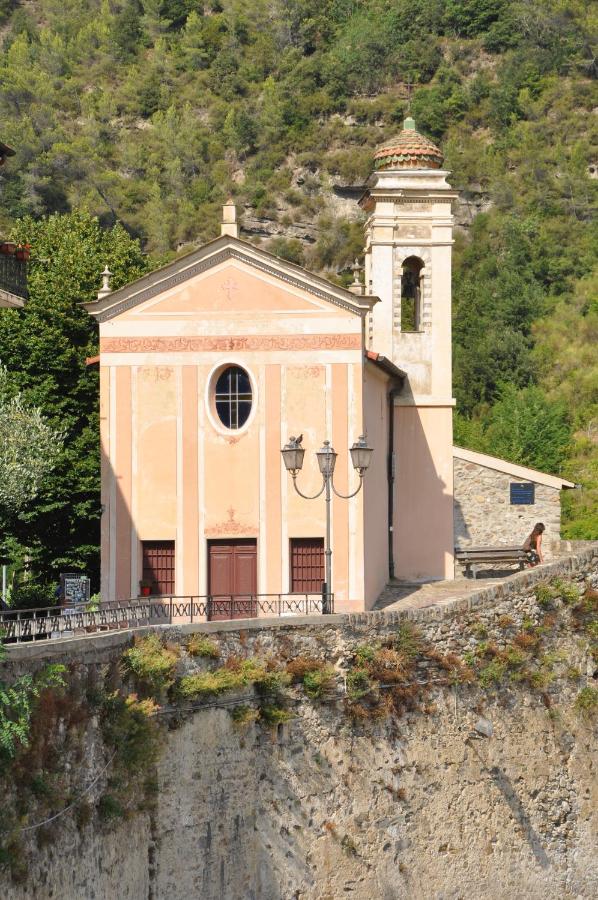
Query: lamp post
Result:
<box><xmin>281</xmin><ymin>435</ymin><xmax>373</xmax><ymax>613</ymax></box>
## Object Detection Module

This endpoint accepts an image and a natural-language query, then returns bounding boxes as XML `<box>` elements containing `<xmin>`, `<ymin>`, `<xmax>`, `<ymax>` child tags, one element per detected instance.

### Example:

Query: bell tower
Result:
<box><xmin>361</xmin><ymin>118</ymin><xmax>458</xmax><ymax>581</ymax></box>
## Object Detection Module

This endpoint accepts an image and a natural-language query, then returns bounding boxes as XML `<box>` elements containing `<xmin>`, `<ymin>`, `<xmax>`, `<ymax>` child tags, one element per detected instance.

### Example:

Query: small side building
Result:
<box><xmin>453</xmin><ymin>446</ymin><xmax>575</xmax><ymax>560</ymax></box>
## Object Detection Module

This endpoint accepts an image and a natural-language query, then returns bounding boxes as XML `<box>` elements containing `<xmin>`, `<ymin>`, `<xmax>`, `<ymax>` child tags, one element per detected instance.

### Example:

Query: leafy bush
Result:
<box><xmin>478</xmin><ymin>659</ymin><xmax>508</xmax><ymax>688</ymax></box>
<box><xmin>230</xmin><ymin>705</ymin><xmax>259</xmax><ymax>727</ymax></box>
<box><xmin>259</xmin><ymin>705</ymin><xmax>293</xmax><ymax>726</ymax></box>
<box><xmin>177</xmin><ymin>668</ymin><xmax>247</xmax><ymax>699</ymax></box>
<box><xmin>121</xmin><ymin>635</ymin><xmax>179</xmax><ymax>695</ymax></box>
<box><xmin>574</xmin><ymin>687</ymin><xmax>598</xmax><ymax>719</ymax></box>
<box><xmin>302</xmin><ymin>667</ymin><xmax>335</xmax><ymax>700</ymax></box>
<box><xmin>101</xmin><ymin>693</ymin><xmax>161</xmax><ymax>773</ymax></box>
<box><xmin>535</xmin><ymin>583</ymin><xmax>556</xmax><ymax>609</ymax></box>
<box><xmin>393</xmin><ymin>623</ymin><xmax>423</xmax><ymax>659</ymax></box>
<box><xmin>346</xmin><ymin>669</ymin><xmax>372</xmax><ymax>701</ymax></box>
<box><xmin>286</xmin><ymin>656</ymin><xmax>335</xmax><ymax>698</ymax></box>
<box><xmin>178</xmin><ymin>657</ymin><xmax>290</xmax><ymax>700</ymax></box>
<box><xmin>470</xmin><ymin>621</ymin><xmax>489</xmax><ymax>639</ymax></box>
<box><xmin>98</xmin><ymin>794</ymin><xmax>125</xmax><ymax>822</ymax></box>
<box><xmin>9</xmin><ymin>580</ymin><xmax>56</xmax><ymax>611</ymax></box>
<box><xmin>186</xmin><ymin>634</ymin><xmax>220</xmax><ymax>659</ymax></box>
<box><xmin>0</xmin><ymin>663</ymin><xmax>66</xmax><ymax>760</ymax></box>
<box><xmin>251</xmin><ymin>666</ymin><xmax>291</xmax><ymax>697</ymax></box>
<box><xmin>354</xmin><ymin>644</ymin><xmax>378</xmax><ymax>665</ymax></box>
<box><xmin>551</xmin><ymin>579</ymin><xmax>580</xmax><ymax>606</ymax></box>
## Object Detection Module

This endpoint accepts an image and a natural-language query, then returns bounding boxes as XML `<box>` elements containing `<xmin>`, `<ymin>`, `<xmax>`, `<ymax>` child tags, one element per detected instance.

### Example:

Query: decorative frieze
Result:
<box><xmin>101</xmin><ymin>334</ymin><xmax>362</xmax><ymax>354</ymax></box>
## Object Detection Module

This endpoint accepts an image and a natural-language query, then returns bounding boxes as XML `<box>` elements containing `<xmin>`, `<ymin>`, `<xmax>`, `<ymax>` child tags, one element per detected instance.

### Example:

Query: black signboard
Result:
<box><xmin>510</xmin><ymin>482</ymin><xmax>535</xmax><ymax>505</ymax></box>
<box><xmin>60</xmin><ymin>572</ymin><xmax>91</xmax><ymax>605</ymax></box>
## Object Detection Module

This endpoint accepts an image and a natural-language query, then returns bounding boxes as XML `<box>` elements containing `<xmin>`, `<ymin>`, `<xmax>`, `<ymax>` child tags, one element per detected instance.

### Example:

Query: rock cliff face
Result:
<box><xmin>2</xmin><ymin>549</ymin><xmax>596</xmax><ymax>900</ymax></box>
<box><xmin>152</xmin><ymin>692</ymin><xmax>596</xmax><ymax>900</ymax></box>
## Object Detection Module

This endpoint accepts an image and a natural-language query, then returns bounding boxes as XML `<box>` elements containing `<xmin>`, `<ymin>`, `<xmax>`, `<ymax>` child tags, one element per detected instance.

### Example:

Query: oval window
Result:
<box><xmin>214</xmin><ymin>365</ymin><xmax>252</xmax><ymax>430</ymax></box>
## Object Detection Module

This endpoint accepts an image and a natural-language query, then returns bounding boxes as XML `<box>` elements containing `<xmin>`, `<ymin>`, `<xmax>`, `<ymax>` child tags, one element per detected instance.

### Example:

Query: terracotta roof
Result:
<box><xmin>374</xmin><ymin>117</ymin><xmax>443</xmax><ymax>171</ymax></box>
<box><xmin>365</xmin><ymin>350</ymin><xmax>406</xmax><ymax>380</ymax></box>
<box><xmin>453</xmin><ymin>446</ymin><xmax>576</xmax><ymax>490</ymax></box>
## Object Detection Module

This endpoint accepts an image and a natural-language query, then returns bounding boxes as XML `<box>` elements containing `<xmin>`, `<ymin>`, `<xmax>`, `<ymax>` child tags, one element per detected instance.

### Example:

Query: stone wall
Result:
<box><xmin>1</xmin><ymin>548</ymin><xmax>597</xmax><ymax>900</ymax></box>
<box><xmin>454</xmin><ymin>456</ymin><xmax>563</xmax><ymax>557</ymax></box>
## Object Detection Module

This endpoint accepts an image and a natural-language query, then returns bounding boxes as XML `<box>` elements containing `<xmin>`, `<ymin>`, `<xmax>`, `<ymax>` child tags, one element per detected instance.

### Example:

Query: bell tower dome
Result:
<box><xmin>361</xmin><ymin>118</ymin><xmax>457</xmax><ymax>582</ymax></box>
<box><xmin>361</xmin><ymin>117</ymin><xmax>456</xmax><ymax>396</ymax></box>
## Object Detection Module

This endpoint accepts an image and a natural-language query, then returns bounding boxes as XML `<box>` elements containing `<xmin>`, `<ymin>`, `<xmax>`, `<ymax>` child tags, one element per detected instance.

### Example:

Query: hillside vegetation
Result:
<box><xmin>0</xmin><ymin>0</ymin><xmax>596</xmax><ymax>586</ymax></box>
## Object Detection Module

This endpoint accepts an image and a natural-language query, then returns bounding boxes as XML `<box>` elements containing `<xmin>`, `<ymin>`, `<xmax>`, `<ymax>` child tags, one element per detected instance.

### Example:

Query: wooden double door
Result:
<box><xmin>208</xmin><ymin>539</ymin><xmax>257</xmax><ymax>620</ymax></box>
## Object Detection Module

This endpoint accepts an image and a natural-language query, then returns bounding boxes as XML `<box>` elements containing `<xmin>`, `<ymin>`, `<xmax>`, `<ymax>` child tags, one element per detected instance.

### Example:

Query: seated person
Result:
<box><xmin>523</xmin><ymin>522</ymin><xmax>545</xmax><ymax>566</ymax></box>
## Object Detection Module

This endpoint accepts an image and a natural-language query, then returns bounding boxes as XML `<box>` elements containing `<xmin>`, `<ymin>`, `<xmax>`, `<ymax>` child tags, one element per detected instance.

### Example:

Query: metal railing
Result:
<box><xmin>0</xmin><ymin>593</ymin><xmax>334</xmax><ymax>644</ymax></box>
<box><xmin>0</xmin><ymin>252</ymin><xmax>28</xmax><ymax>299</ymax></box>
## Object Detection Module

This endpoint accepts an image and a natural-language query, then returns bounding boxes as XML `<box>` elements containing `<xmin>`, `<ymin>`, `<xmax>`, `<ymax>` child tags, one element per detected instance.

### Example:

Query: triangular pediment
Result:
<box><xmin>122</xmin><ymin>260</ymin><xmax>339</xmax><ymax>318</ymax></box>
<box><xmin>85</xmin><ymin>236</ymin><xmax>377</xmax><ymax>323</ymax></box>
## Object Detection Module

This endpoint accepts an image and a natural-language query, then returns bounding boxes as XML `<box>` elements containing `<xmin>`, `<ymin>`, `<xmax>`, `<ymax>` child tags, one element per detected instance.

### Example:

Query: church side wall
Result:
<box><xmin>394</xmin><ymin>404</ymin><xmax>454</xmax><ymax>580</ymax></box>
<box><xmin>453</xmin><ymin>457</ymin><xmax>563</xmax><ymax>558</ymax></box>
<box><xmin>362</xmin><ymin>365</ymin><xmax>390</xmax><ymax>607</ymax></box>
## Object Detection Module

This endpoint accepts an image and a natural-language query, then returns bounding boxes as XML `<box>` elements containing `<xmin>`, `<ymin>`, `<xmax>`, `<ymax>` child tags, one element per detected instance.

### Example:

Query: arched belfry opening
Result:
<box><xmin>400</xmin><ymin>256</ymin><xmax>424</xmax><ymax>332</ymax></box>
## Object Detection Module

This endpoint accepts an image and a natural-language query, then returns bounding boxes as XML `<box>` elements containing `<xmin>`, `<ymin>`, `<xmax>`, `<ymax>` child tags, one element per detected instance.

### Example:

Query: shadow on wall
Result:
<box><xmin>453</xmin><ymin>494</ymin><xmax>471</xmax><ymax>547</ymax></box>
<box><xmin>489</xmin><ymin>765</ymin><xmax>551</xmax><ymax>870</ymax></box>
<box><xmin>393</xmin><ymin>402</ymin><xmax>454</xmax><ymax>581</ymax></box>
<box><xmin>467</xmin><ymin>739</ymin><xmax>550</xmax><ymax>870</ymax></box>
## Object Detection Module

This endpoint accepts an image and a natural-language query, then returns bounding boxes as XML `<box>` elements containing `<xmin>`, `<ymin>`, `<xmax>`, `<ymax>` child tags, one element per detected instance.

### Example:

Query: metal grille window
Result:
<box><xmin>141</xmin><ymin>541</ymin><xmax>175</xmax><ymax>595</ymax></box>
<box><xmin>214</xmin><ymin>366</ymin><xmax>252</xmax><ymax>429</ymax></box>
<box><xmin>290</xmin><ymin>538</ymin><xmax>324</xmax><ymax>593</ymax></box>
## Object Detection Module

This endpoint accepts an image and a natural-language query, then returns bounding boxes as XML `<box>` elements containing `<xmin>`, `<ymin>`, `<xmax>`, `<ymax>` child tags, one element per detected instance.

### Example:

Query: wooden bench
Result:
<box><xmin>455</xmin><ymin>546</ymin><xmax>528</xmax><ymax>579</ymax></box>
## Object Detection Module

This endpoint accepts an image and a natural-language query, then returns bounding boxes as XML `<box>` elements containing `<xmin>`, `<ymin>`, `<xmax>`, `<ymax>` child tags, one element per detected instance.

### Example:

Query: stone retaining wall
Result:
<box><xmin>1</xmin><ymin>547</ymin><xmax>597</xmax><ymax>900</ymax></box>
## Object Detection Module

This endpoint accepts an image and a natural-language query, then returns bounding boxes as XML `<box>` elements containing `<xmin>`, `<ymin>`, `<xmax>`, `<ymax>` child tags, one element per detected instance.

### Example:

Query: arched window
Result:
<box><xmin>214</xmin><ymin>365</ymin><xmax>252</xmax><ymax>429</ymax></box>
<box><xmin>401</xmin><ymin>257</ymin><xmax>424</xmax><ymax>332</ymax></box>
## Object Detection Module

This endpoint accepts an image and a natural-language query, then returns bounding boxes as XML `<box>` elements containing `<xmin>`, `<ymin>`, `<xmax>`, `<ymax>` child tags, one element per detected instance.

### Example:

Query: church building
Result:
<box><xmin>86</xmin><ymin>119</ymin><xmax>563</xmax><ymax>613</ymax></box>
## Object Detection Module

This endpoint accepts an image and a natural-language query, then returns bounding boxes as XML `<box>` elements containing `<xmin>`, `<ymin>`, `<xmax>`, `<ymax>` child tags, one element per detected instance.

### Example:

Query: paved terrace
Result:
<box><xmin>376</xmin><ymin>571</ymin><xmax>542</xmax><ymax>613</ymax></box>
<box><xmin>376</xmin><ymin>547</ymin><xmax>598</xmax><ymax>615</ymax></box>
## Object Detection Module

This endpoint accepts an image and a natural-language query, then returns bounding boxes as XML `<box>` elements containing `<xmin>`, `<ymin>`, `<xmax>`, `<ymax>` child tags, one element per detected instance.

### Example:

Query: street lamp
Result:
<box><xmin>281</xmin><ymin>434</ymin><xmax>373</xmax><ymax>612</ymax></box>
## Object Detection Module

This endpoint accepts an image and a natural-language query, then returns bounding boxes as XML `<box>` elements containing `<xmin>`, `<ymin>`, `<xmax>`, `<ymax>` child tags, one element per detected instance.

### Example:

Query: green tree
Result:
<box><xmin>443</xmin><ymin>0</ymin><xmax>506</xmax><ymax>37</ymax></box>
<box><xmin>0</xmin><ymin>365</ymin><xmax>63</xmax><ymax>514</ymax></box>
<box><xmin>484</xmin><ymin>384</ymin><xmax>571</xmax><ymax>475</ymax></box>
<box><xmin>112</xmin><ymin>0</ymin><xmax>144</xmax><ymax>61</ymax></box>
<box><xmin>0</xmin><ymin>211</ymin><xmax>149</xmax><ymax>588</ymax></box>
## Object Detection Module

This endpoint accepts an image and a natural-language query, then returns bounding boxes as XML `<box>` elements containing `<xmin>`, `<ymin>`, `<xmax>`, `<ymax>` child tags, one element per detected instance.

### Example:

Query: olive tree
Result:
<box><xmin>0</xmin><ymin>365</ymin><xmax>63</xmax><ymax>514</ymax></box>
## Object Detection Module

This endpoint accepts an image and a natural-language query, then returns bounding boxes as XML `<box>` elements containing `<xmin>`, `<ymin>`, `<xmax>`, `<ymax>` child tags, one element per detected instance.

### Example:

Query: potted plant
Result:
<box><xmin>15</xmin><ymin>244</ymin><xmax>30</xmax><ymax>261</ymax></box>
<box><xmin>139</xmin><ymin>579</ymin><xmax>153</xmax><ymax>597</ymax></box>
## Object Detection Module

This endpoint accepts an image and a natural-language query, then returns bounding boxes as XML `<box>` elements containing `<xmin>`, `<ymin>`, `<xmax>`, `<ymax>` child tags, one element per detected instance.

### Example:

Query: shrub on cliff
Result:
<box><xmin>574</xmin><ymin>686</ymin><xmax>598</xmax><ymax>720</ymax></box>
<box><xmin>121</xmin><ymin>634</ymin><xmax>179</xmax><ymax>696</ymax></box>
<box><xmin>186</xmin><ymin>634</ymin><xmax>220</xmax><ymax>659</ymax></box>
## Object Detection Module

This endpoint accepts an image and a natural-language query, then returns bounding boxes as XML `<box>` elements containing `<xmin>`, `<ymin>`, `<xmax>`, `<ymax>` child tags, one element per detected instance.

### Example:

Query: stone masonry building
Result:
<box><xmin>453</xmin><ymin>446</ymin><xmax>575</xmax><ymax>560</ymax></box>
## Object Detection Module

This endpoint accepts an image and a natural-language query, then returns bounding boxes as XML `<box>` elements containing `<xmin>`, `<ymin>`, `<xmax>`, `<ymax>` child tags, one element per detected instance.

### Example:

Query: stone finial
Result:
<box><xmin>349</xmin><ymin>258</ymin><xmax>364</xmax><ymax>295</ymax></box>
<box><xmin>221</xmin><ymin>198</ymin><xmax>239</xmax><ymax>238</ymax></box>
<box><xmin>97</xmin><ymin>265</ymin><xmax>112</xmax><ymax>300</ymax></box>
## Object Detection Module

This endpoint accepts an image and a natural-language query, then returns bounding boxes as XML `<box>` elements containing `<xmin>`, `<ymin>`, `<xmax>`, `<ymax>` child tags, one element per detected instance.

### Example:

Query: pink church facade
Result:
<box><xmin>87</xmin><ymin>119</ymin><xmax>457</xmax><ymax>612</ymax></box>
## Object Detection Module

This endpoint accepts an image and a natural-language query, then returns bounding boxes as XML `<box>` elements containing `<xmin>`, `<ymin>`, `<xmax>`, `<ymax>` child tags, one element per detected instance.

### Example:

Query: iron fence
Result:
<box><xmin>0</xmin><ymin>252</ymin><xmax>28</xmax><ymax>299</ymax></box>
<box><xmin>0</xmin><ymin>593</ymin><xmax>334</xmax><ymax>644</ymax></box>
